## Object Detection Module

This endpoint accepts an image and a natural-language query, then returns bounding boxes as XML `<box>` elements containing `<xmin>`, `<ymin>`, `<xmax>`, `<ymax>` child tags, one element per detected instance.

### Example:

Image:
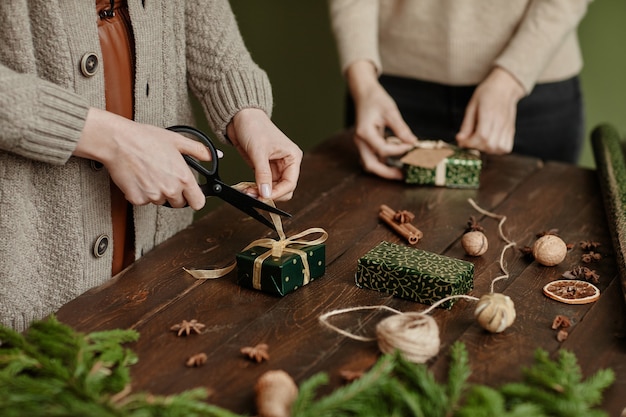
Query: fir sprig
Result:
<box><xmin>0</xmin><ymin>316</ymin><xmax>616</xmax><ymax>417</ymax></box>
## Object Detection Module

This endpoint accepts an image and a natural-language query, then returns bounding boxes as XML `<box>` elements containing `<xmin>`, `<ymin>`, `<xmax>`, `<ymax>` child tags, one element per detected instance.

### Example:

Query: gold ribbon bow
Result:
<box><xmin>184</xmin><ymin>185</ymin><xmax>327</xmax><ymax>290</ymax></box>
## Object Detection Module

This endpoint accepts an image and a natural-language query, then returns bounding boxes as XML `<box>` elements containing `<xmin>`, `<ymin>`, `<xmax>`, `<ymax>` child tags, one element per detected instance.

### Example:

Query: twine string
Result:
<box><xmin>318</xmin><ymin>199</ymin><xmax>515</xmax><ymax>362</ymax></box>
<box><xmin>467</xmin><ymin>198</ymin><xmax>517</xmax><ymax>293</ymax></box>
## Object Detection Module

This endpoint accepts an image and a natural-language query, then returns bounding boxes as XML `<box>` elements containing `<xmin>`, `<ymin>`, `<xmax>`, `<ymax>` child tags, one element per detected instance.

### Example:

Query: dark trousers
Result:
<box><xmin>346</xmin><ymin>75</ymin><xmax>585</xmax><ymax>163</ymax></box>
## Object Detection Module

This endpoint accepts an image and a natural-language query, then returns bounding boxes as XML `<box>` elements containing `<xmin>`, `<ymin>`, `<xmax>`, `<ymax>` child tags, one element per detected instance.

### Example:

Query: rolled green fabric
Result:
<box><xmin>592</xmin><ymin>123</ymin><xmax>626</xmax><ymax>304</ymax></box>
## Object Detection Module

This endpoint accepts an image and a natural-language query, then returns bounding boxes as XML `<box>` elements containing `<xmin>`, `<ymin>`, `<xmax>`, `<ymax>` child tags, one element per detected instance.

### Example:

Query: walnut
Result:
<box><xmin>462</xmin><ymin>230</ymin><xmax>488</xmax><ymax>257</ymax></box>
<box><xmin>532</xmin><ymin>234</ymin><xmax>567</xmax><ymax>266</ymax></box>
<box><xmin>241</xmin><ymin>343</ymin><xmax>270</xmax><ymax>363</ymax></box>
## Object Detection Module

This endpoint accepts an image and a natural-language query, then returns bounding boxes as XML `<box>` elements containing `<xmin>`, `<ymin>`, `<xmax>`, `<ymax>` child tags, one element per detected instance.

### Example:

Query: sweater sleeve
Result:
<box><xmin>329</xmin><ymin>0</ymin><xmax>381</xmax><ymax>75</ymax></box>
<box><xmin>184</xmin><ymin>0</ymin><xmax>273</xmax><ymax>142</ymax></box>
<box><xmin>0</xmin><ymin>65</ymin><xmax>89</xmax><ymax>165</ymax></box>
<box><xmin>494</xmin><ymin>0</ymin><xmax>590</xmax><ymax>93</ymax></box>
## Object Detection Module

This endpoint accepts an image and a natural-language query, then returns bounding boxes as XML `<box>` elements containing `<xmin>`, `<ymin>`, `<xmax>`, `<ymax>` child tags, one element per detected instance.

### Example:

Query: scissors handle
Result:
<box><xmin>165</xmin><ymin>124</ymin><xmax>292</xmax><ymax>231</ymax></box>
<box><xmin>167</xmin><ymin>125</ymin><xmax>218</xmax><ymax>177</ymax></box>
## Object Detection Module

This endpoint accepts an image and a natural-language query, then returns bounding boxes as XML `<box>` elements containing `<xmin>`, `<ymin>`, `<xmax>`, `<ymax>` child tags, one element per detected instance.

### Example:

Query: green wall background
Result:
<box><xmin>198</xmin><ymin>0</ymin><xmax>626</xmax><ymax>191</ymax></box>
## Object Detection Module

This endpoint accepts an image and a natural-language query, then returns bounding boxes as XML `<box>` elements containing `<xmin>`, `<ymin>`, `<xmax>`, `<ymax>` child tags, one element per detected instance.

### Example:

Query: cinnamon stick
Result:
<box><xmin>378</xmin><ymin>205</ymin><xmax>423</xmax><ymax>245</ymax></box>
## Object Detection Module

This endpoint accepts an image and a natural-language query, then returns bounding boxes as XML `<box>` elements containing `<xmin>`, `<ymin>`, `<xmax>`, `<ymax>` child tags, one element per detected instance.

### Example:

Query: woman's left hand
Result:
<box><xmin>226</xmin><ymin>108</ymin><xmax>303</xmax><ymax>201</ymax></box>
<box><xmin>456</xmin><ymin>67</ymin><xmax>525</xmax><ymax>155</ymax></box>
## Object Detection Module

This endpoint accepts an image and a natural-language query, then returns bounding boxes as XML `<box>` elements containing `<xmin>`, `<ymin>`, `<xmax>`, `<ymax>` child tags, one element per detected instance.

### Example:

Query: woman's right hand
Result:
<box><xmin>74</xmin><ymin>108</ymin><xmax>212</xmax><ymax>210</ymax></box>
<box><xmin>346</xmin><ymin>60</ymin><xmax>418</xmax><ymax>180</ymax></box>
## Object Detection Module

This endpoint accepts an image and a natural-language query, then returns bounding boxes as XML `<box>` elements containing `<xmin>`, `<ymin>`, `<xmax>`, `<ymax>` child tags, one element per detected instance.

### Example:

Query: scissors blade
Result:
<box><xmin>203</xmin><ymin>179</ymin><xmax>291</xmax><ymax>230</ymax></box>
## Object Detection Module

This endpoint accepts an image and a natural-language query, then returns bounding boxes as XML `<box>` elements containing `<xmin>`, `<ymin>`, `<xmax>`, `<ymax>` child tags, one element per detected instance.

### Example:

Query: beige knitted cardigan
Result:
<box><xmin>0</xmin><ymin>0</ymin><xmax>272</xmax><ymax>331</ymax></box>
<box><xmin>330</xmin><ymin>0</ymin><xmax>590</xmax><ymax>94</ymax></box>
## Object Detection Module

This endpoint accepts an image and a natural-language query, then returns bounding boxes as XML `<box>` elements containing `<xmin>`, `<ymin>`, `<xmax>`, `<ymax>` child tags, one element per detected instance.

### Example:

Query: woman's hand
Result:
<box><xmin>74</xmin><ymin>108</ymin><xmax>212</xmax><ymax>210</ymax></box>
<box><xmin>456</xmin><ymin>67</ymin><xmax>526</xmax><ymax>155</ymax></box>
<box><xmin>346</xmin><ymin>60</ymin><xmax>418</xmax><ymax>180</ymax></box>
<box><xmin>226</xmin><ymin>108</ymin><xmax>303</xmax><ymax>201</ymax></box>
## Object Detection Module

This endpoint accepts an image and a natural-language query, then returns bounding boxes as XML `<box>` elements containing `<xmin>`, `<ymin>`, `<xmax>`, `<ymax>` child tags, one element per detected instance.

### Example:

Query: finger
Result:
<box><xmin>175</xmin><ymin>135</ymin><xmax>213</xmax><ymax>161</ymax></box>
<box><xmin>456</xmin><ymin>101</ymin><xmax>478</xmax><ymax>144</ymax></box>
<box><xmin>355</xmin><ymin>138</ymin><xmax>403</xmax><ymax>180</ymax></box>
<box><xmin>387</xmin><ymin>114</ymin><xmax>419</xmax><ymax>146</ymax></box>
<box><xmin>270</xmin><ymin>162</ymin><xmax>300</xmax><ymax>201</ymax></box>
<box><xmin>355</xmin><ymin>128</ymin><xmax>413</xmax><ymax>159</ymax></box>
<box><xmin>182</xmin><ymin>184</ymin><xmax>206</xmax><ymax>211</ymax></box>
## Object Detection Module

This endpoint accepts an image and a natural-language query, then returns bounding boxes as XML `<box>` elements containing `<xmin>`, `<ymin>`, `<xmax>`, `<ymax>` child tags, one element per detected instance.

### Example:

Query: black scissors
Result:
<box><xmin>166</xmin><ymin>125</ymin><xmax>291</xmax><ymax>231</ymax></box>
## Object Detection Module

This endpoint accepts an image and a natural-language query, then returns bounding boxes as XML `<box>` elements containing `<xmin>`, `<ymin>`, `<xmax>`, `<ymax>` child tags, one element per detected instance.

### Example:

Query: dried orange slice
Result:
<box><xmin>543</xmin><ymin>279</ymin><xmax>600</xmax><ymax>305</ymax></box>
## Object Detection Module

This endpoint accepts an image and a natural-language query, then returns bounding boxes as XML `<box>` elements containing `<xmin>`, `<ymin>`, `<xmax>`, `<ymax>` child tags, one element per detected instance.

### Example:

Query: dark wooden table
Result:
<box><xmin>57</xmin><ymin>131</ymin><xmax>626</xmax><ymax>416</ymax></box>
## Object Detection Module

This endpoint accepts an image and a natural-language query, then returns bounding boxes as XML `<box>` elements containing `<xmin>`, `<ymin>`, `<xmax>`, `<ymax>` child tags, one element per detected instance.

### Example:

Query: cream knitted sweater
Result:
<box><xmin>0</xmin><ymin>0</ymin><xmax>272</xmax><ymax>331</ymax></box>
<box><xmin>329</xmin><ymin>0</ymin><xmax>590</xmax><ymax>93</ymax></box>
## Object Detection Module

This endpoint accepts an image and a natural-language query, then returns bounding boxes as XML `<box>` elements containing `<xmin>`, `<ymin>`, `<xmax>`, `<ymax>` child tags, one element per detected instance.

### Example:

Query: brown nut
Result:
<box><xmin>532</xmin><ymin>234</ymin><xmax>567</xmax><ymax>266</ymax></box>
<box><xmin>461</xmin><ymin>230</ymin><xmax>488</xmax><ymax>257</ymax></box>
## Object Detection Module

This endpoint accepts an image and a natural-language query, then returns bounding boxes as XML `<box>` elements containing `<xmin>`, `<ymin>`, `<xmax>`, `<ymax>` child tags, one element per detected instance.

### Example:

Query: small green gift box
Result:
<box><xmin>400</xmin><ymin>141</ymin><xmax>481</xmax><ymax>188</ymax></box>
<box><xmin>236</xmin><ymin>243</ymin><xmax>326</xmax><ymax>296</ymax></box>
<box><xmin>356</xmin><ymin>241</ymin><xmax>474</xmax><ymax>308</ymax></box>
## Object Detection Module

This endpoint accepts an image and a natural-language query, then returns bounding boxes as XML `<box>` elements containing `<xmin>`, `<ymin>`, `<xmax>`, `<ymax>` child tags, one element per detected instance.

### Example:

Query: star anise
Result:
<box><xmin>580</xmin><ymin>240</ymin><xmax>601</xmax><ymax>251</ymax></box>
<box><xmin>186</xmin><ymin>352</ymin><xmax>208</xmax><ymax>367</ymax></box>
<box><xmin>519</xmin><ymin>245</ymin><xmax>533</xmax><ymax>259</ymax></box>
<box><xmin>536</xmin><ymin>228</ymin><xmax>559</xmax><ymax>238</ymax></box>
<box><xmin>556</xmin><ymin>329</ymin><xmax>569</xmax><ymax>342</ymax></box>
<box><xmin>240</xmin><ymin>343</ymin><xmax>270</xmax><ymax>363</ymax></box>
<box><xmin>465</xmin><ymin>216</ymin><xmax>484</xmax><ymax>233</ymax></box>
<box><xmin>551</xmin><ymin>314</ymin><xmax>571</xmax><ymax>330</ymax></box>
<box><xmin>562</xmin><ymin>265</ymin><xmax>600</xmax><ymax>284</ymax></box>
<box><xmin>170</xmin><ymin>319</ymin><xmax>206</xmax><ymax>336</ymax></box>
<box><xmin>340</xmin><ymin>369</ymin><xmax>365</xmax><ymax>382</ymax></box>
<box><xmin>581</xmin><ymin>251</ymin><xmax>602</xmax><ymax>263</ymax></box>
<box><xmin>393</xmin><ymin>210</ymin><xmax>415</xmax><ymax>224</ymax></box>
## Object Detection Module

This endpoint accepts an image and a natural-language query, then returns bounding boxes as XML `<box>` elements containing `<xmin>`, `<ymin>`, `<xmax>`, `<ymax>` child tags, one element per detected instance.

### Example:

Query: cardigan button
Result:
<box><xmin>90</xmin><ymin>160</ymin><xmax>104</xmax><ymax>171</ymax></box>
<box><xmin>93</xmin><ymin>234</ymin><xmax>110</xmax><ymax>258</ymax></box>
<box><xmin>80</xmin><ymin>52</ymin><xmax>99</xmax><ymax>77</ymax></box>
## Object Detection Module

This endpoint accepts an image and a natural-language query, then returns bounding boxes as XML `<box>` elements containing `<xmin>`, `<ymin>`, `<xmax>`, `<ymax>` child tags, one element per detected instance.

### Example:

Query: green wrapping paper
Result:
<box><xmin>401</xmin><ymin>142</ymin><xmax>481</xmax><ymax>188</ymax></box>
<box><xmin>356</xmin><ymin>241</ymin><xmax>474</xmax><ymax>309</ymax></box>
<box><xmin>591</xmin><ymin>123</ymin><xmax>626</xmax><ymax>304</ymax></box>
<box><xmin>236</xmin><ymin>243</ymin><xmax>326</xmax><ymax>296</ymax></box>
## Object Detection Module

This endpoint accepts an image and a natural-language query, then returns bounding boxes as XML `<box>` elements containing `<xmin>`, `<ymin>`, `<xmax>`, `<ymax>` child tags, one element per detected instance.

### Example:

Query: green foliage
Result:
<box><xmin>0</xmin><ymin>316</ymin><xmax>239</xmax><ymax>417</ymax></box>
<box><xmin>289</xmin><ymin>341</ymin><xmax>614</xmax><ymax>417</ymax></box>
<box><xmin>0</xmin><ymin>317</ymin><xmax>615</xmax><ymax>417</ymax></box>
<box><xmin>499</xmin><ymin>349</ymin><xmax>615</xmax><ymax>417</ymax></box>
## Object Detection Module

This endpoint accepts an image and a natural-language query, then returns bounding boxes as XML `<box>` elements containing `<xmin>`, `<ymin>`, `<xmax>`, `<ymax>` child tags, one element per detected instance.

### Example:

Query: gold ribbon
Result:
<box><xmin>184</xmin><ymin>183</ymin><xmax>328</xmax><ymax>291</ymax></box>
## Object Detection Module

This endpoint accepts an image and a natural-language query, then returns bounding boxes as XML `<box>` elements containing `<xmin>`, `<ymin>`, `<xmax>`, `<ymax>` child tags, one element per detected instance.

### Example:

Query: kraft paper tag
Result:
<box><xmin>400</xmin><ymin>147</ymin><xmax>455</xmax><ymax>170</ymax></box>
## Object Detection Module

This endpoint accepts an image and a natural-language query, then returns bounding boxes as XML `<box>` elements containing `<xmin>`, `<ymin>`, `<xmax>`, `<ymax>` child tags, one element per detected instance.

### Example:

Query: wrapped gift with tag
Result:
<box><xmin>399</xmin><ymin>141</ymin><xmax>481</xmax><ymax>188</ymax></box>
<box><xmin>356</xmin><ymin>241</ymin><xmax>474</xmax><ymax>309</ymax></box>
<box><xmin>237</xmin><ymin>239</ymin><xmax>326</xmax><ymax>296</ymax></box>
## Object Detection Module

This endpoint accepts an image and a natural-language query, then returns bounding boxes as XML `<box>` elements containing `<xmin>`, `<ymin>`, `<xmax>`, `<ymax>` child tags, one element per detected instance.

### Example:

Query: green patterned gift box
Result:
<box><xmin>237</xmin><ymin>243</ymin><xmax>326</xmax><ymax>296</ymax></box>
<box><xmin>400</xmin><ymin>141</ymin><xmax>481</xmax><ymax>188</ymax></box>
<box><xmin>356</xmin><ymin>241</ymin><xmax>474</xmax><ymax>309</ymax></box>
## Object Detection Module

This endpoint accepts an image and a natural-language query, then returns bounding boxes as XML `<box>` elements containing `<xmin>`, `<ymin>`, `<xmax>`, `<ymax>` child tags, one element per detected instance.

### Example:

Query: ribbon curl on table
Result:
<box><xmin>184</xmin><ymin>183</ymin><xmax>328</xmax><ymax>290</ymax></box>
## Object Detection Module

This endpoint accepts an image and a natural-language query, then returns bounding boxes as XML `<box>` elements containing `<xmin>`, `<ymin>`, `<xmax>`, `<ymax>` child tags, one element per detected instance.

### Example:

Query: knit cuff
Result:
<box><xmin>18</xmin><ymin>84</ymin><xmax>89</xmax><ymax>165</ymax></box>
<box><xmin>201</xmin><ymin>70</ymin><xmax>273</xmax><ymax>143</ymax></box>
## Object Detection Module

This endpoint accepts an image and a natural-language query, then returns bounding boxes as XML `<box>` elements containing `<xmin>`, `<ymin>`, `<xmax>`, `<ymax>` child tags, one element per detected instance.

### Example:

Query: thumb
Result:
<box><xmin>254</xmin><ymin>159</ymin><xmax>273</xmax><ymax>199</ymax></box>
<box><xmin>456</xmin><ymin>102</ymin><xmax>477</xmax><ymax>143</ymax></box>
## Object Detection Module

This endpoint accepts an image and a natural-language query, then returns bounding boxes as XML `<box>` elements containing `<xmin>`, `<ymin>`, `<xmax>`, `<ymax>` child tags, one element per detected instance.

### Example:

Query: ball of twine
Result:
<box><xmin>375</xmin><ymin>312</ymin><xmax>440</xmax><ymax>363</ymax></box>
<box><xmin>318</xmin><ymin>297</ymin><xmax>477</xmax><ymax>364</ymax></box>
